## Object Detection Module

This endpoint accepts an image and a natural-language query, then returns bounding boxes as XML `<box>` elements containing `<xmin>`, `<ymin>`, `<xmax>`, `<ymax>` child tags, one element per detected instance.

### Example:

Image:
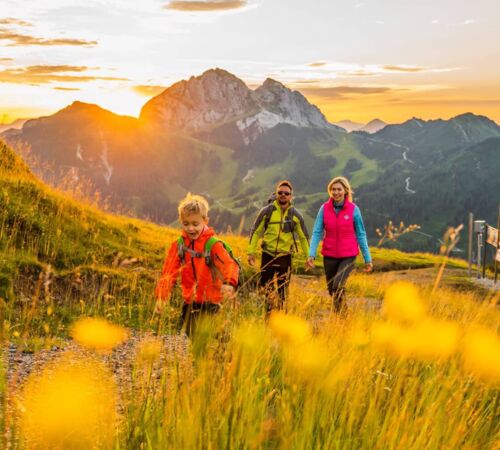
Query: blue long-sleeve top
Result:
<box><xmin>308</xmin><ymin>201</ymin><xmax>372</xmax><ymax>263</ymax></box>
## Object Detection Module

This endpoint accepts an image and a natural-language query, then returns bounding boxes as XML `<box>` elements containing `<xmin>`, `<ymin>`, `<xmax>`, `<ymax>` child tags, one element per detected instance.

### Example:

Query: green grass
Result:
<box><xmin>2</xmin><ymin>140</ymin><xmax>499</xmax><ymax>450</ymax></box>
<box><xmin>311</xmin><ymin>135</ymin><xmax>379</xmax><ymax>188</ymax></box>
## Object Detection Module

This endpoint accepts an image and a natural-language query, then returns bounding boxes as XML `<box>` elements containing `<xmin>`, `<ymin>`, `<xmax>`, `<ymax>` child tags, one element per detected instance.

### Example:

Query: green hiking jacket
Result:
<box><xmin>248</xmin><ymin>201</ymin><xmax>310</xmax><ymax>257</ymax></box>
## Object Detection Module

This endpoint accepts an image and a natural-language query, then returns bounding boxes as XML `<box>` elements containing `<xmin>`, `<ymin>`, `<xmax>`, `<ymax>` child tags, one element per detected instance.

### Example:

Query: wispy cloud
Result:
<box><xmin>165</xmin><ymin>1</ymin><xmax>248</xmax><ymax>11</ymax></box>
<box><xmin>0</xmin><ymin>29</ymin><xmax>97</xmax><ymax>46</ymax></box>
<box><xmin>0</xmin><ymin>18</ymin><xmax>33</xmax><ymax>27</ymax></box>
<box><xmin>132</xmin><ymin>85</ymin><xmax>166</xmax><ymax>96</ymax></box>
<box><xmin>299</xmin><ymin>85</ymin><xmax>395</xmax><ymax>100</ymax></box>
<box><xmin>0</xmin><ymin>18</ymin><xmax>97</xmax><ymax>47</ymax></box>
<box><xmin>0</xmin><ymin>65</ymin><xmax>127</xmax><ymax>84</ymax></box>
<box><xmin>307</xmin><ymin>61</ymin><xmax>328</xmax><ymax>68</ymax></box>
<box><xmin>383</xmin><ymin>65</ymin><xmax>425</xmax><ymax>73</ymax></box>
<box><xmin>53</xmin><ymin>86</ymin><xmax>81</xmax><ymax>91</ymax></box>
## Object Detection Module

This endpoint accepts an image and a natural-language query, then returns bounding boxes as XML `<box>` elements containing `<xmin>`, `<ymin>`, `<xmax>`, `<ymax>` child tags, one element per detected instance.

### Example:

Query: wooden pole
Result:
<box><xmin>495</xmin><ymin>204</ymin><xmax>500</xmax><ymax>285</ymax></box>
<box><xmin>468</xmin><ymin>212</ymin><xmax>473</xmax><ymax>277</ymax></box>
<box><xmin>482</xmin><ymin>226</ymin><xmax>488</xmax><ymax>279</ymax></box>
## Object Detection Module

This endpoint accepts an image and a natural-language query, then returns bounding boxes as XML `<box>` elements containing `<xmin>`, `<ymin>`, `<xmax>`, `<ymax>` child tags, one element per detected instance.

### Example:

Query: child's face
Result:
<box><xmin>180</xmin><ymin>213</ymin><xmax>207</xmax><ymax>240</ymax></box>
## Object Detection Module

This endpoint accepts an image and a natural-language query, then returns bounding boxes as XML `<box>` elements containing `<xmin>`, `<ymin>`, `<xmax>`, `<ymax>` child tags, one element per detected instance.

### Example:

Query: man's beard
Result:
<box><xmin>278</xmin><ymin>198</ymin><xmax>289</xmax><ymax>206</ymax></box>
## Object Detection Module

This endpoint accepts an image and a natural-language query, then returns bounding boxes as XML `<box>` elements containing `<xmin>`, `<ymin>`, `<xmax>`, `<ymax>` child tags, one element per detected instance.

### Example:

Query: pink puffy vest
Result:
<box><xmin>321</xmin><ymin>199</ymin><xmax>359</xmax><ymax>258</ymax></box>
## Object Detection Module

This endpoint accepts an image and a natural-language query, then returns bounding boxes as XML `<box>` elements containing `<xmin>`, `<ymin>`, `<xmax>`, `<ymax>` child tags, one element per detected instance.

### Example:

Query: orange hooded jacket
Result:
<box><xmin>155</xmin><ymin>226</ymin><xmax>239</xmax><ymax>304</ymax></box>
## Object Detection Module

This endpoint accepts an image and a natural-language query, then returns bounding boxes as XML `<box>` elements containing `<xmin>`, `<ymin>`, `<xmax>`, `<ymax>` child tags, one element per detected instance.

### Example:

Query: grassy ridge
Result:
<box><xmin>1</xmin><ymin>140</ymin><xmax>499</xmax><ymax>449</ymax></box>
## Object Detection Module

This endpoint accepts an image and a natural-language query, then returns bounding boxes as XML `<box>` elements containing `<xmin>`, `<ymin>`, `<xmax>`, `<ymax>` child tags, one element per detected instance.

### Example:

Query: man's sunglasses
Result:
<box><xmin>277</xmin><ymin>191</ymin><xmax>291</xmax><ymax>196</ymax></box>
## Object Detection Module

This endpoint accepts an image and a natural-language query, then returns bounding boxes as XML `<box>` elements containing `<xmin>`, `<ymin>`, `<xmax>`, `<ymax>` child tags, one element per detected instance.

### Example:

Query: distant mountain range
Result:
<box><xmin>2</xmin><ymin>68</ymin><xmax>499</xmax><ymax>252</ymax></box>
<box><xmin>0</xmin><ymin>118</ymin><xmax>28</xmax><ymax>134</ymax></box>
<box><xmin>334</xmin><ymin>119</ymin><xmax>387</xmax><ymax>134</ymax></box>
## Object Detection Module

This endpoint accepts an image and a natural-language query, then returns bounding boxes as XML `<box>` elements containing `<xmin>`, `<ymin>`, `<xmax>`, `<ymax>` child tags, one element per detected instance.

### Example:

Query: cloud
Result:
<box><xmin>165</xmin><ymin>1</ymin><xmax>248</xmax><ymax>11</ymax></box>
<box><xmin>132</xmin><ymin>85</ymin><xmax>166</xmax><ymax>96</ymax></box>
<box><xmin>299</xmin><ymin>85</ymin><xmax>395</xmax><ymax>100</ymax></box>
<box><xmin>53</xmin><ymin>86</ymin><xmax>81</xmax><ymax>91</ymax></box>
<box><xmin>0</xmin><ymin>65</ymin><xmax>128</xmax><ymax>84</ymax></box>
<box><xmin>0</xmin><ymin>18</ymin><xmax>33</xmax><ymax>26</ymax></box>
<box><xmin>383</xmin><ymin>65</ymin><xmax>425</xmax><ymax>73</ymax></box>
<box><xmin>0</xmin><ymin>27</ymin><xmax>97</xmax><ymax>47</ymax></box>
<box><xmin>308</xmin><ymin>61</ymin><xmax>328</xmax><ymax>68</ymax></box>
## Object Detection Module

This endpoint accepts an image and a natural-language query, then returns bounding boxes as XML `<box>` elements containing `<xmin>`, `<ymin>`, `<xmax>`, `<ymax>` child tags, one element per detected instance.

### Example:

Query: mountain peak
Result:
<box><xmin>450</xmin><ymin>112</ymin><xmax>496</xmax><ymax>125</ymax></box>
<box><xmin>253</xmin><ymin>78</ymin><xmax>334</xmax><ymax>130</ymax></box>
<box><xmin>260</xmin><ymin>78</ymin><xmax>286</xmax><ymax>89</ymax></box>
<box><xmin>140</xmin><ymin>68</ymin><xmax>257</xmax><ymax>132</ymax></box>
<box><xmin>64</xmin><ymin>101</ymin><xmax>105</xmax><ymax>113</ymax></box>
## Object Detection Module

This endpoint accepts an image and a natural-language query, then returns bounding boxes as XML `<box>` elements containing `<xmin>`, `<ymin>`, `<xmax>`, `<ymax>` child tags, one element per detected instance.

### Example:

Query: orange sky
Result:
<box><xmin>1</xmin><ymin>1</ymin><xmax>499</xmax><ymax>126</ymax></box>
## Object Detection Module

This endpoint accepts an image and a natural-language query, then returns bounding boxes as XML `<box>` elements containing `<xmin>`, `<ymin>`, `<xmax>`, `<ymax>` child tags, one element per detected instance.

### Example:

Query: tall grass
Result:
<box><xmin>1</xmin><ymin>140</ymin><xmax>499</xmax><ymax>448</ymax></box>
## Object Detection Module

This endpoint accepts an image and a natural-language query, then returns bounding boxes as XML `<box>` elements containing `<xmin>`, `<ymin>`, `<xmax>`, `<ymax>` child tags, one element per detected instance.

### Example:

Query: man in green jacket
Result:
<box><xmin>248</xmin><ymin>180</ymin><xmax>310</xmax><ymax>312</ymax></box>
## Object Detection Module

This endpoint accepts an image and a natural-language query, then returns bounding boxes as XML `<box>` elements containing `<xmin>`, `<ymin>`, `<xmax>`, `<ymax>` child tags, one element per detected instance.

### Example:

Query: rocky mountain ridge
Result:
<box><xmin>140</xmin><ymin>68</ymin><xmax>338</xmax><ymax>143</ymax></box>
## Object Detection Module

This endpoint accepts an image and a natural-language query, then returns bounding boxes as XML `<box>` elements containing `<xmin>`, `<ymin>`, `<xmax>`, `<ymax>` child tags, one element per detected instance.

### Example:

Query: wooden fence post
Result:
<box><xmin>495</xmin><ymin>204</ymin><xmax>500</xmax><ymax>285</ymax></box>
<box><xmin>468</xmin><ymin>212</ymin><xmax>473</xmax><ymax>277</ymax></box>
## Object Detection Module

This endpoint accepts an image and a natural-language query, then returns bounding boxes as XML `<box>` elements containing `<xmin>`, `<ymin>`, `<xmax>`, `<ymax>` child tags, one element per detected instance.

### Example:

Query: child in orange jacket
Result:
<box><xmin>155</xmin><ymin>193</ymin><xmax>239</xmax><ymax>336</ymax></box>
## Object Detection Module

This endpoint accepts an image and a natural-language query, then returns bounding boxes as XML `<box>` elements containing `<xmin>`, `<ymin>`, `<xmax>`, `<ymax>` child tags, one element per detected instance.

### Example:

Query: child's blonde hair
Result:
<box><xmin>327</xmin><ymin>176</ymin><xmax>353</xmax><ymax>201</ymax></box>
<box><xmin>178</xmin><ymin>193</ymin><xmax>209</xmax><ymax>219</ymax></box>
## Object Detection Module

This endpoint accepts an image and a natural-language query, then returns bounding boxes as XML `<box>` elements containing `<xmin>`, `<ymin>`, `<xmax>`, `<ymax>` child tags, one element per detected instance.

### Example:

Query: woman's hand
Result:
<box><xmin>364</xmin><ymin>262</ymin><xmax>373</xmax><ymax>273</ymax></box>
<box><xmin>306</xmin><ymin>256</ymin><xmax>315</xmax><ymax>270</ymax></box>
<box><xmin>248</xmin><ymin>254</ymin><xmax>256</xmax><ymax>266</ymax></box>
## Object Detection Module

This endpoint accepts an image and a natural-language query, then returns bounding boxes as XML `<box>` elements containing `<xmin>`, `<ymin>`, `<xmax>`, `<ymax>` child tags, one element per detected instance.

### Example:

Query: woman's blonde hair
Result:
<box><xmin>178</xmin><ymin>193</ymin><xmax>209</xmax><ymax>219</ymax></box>
<box><xmin>327</xmin><ymin>176</ymin><xmax>353</xmax><ymax>201</ymax></box>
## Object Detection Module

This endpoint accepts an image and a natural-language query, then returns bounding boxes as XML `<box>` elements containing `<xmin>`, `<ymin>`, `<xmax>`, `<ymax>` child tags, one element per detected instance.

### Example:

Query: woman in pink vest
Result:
<box><xmin>306</xmin><ymin>176</ymin><xmax>373</xmax><ymax>312</ymax></box>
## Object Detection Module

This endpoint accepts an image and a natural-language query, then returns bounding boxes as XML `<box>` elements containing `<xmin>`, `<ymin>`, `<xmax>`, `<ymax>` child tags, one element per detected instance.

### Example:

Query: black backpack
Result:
<box><xmin>249</xmin><ymin>200</ymin><xmax>309</xmax><ymax>252</ymax></box>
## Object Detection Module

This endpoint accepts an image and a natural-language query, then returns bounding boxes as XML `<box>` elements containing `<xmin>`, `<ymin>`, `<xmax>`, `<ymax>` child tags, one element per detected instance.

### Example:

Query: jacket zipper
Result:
<box><xmin>274</xmin><ymin>207</ymin><xmax>284</xmax><ymax>255</ymax></box>
<box><xmin>190</xmin><ymin>240</ymin><xmax>197</xmax><ymax>282</ymax></box>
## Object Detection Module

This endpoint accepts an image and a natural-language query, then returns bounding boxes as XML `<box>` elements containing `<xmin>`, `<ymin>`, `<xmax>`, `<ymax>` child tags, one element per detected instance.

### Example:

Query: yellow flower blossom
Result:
<box><xmin>283</xmin><ymin>338</ymin><xmax>331</xmax><ymax>381</ymax></box>
<box><xmin>463</xmin><ymin>328</ymin><xmax>500</xmax><ymax>382</ymax></box>
<box><xmin>71</xmin><ymin>317</ymin><xmax>128</xmax><ymax>353</ymax></box>
<box><xmin>269</xmin><ymin>312</ymin><xmax>311</xmax><ymax>345</ymax></box>
<box><xmin>20</xmin><ymin>354</ymin><xmax>117</xmax><ymax>449</ymax></box>
<box><xmin>383</xmin><ymin>281</ymin><xmax>425</xmax><ymax>323</ymax></box>
<box><xmin>372</xmin><ymin>319</ymin><xmax>459</xmax><ymax>361</ymax></box>
<box><xmin>233</xmin><ymin>322</ymin><xmax>269</xmax><ymax>357</ymax></box>
<box><xmin>136</xmin><ymin>337</ymin><xmax>163</xmax><ymax>364</ymax></box>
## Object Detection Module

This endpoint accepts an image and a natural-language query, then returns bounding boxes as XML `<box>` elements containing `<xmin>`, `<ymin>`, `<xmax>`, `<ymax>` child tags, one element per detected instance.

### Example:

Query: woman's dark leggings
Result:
<box><xmin>323</xmin><ymin>256</ymin><xmax>356</xmax><ymax>312</ymax></box>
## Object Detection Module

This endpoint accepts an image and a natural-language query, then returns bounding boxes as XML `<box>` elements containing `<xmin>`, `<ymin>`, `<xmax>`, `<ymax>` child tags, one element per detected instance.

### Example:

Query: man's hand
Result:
<box><xmin>305</xmin><ymin>256</ymin><xmax>315</xmax><ymax>270</ymax></box>
<box><xmin>364</xmin><ymin>263</ymin><xmax>373</xmax><ymax>273</ymax></box>
<box><xmin>221</xmin><ymin>284</ymin><xmax>236</xmax><ymax>300</ymax></box>
<box><xmin>248</xmin><ymin>254</ymin><xmax>256</xmax><ymax>266</ymax></box>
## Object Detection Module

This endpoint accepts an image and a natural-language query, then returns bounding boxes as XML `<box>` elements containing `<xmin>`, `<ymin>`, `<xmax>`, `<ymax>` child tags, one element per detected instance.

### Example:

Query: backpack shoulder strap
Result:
<box><xmin>262</xmin><ymin>203</ymin><xmax>276</xmax><ymax>231</ymax></box>
<box><xmin>290</xmin><ymin>207</ymin><xmax>310</xmax><ymax>241</ymax></box>
<box><xmin>177</xmin><ymin>236</ymin><xmax>186</xmax><ymax>264</ymax></box>
<box><xmin>204</xmin><ymin>237</ymin><xmax>220</xmax><ymax>260</ymax></box>
<box><xmin>249</xmin><ymin>204</ymin><xmax>275</xmax><ymax>242</ymax></box>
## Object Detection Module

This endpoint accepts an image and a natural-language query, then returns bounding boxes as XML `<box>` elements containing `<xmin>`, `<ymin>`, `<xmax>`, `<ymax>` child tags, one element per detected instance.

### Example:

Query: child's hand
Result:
<box><xmin>155</xmin><ymin>299</ymin><xmax>166</xmax><ymax>314</ymax></box>
<box><xmin>248</xmin><ymin>254</ymin><xmax>256</xmax><ymax>266</ymax></box>
<box><xmin>221</xmin><ymin>284</ymin><xmax>236</xmax><ymax>300</ymax></box>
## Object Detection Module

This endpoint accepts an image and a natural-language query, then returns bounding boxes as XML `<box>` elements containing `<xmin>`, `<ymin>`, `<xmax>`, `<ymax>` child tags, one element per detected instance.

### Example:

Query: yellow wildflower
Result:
<box><xmin>71</xmin><ymin>317</ymin><xmax>128</xmax><ymax>353</ymax></box>
<box><xmin>463</xmin><ymin>328</ymin><xmax>500</xmax><ymax>382</ymax></box>
<box><xmin>383</xmin><ymin>281</ymin><xmax>425</xmax><ymax>323</ymax></box>
<box><xmin>372</xmin><ymin>319</ymin><xmax>458</xmax><ymax>361</ymax></box>
<box><xmin>20</xmin><ymin>354</ymin><xmax>117</xmax><ymax>449</ymax></box>
<box><xmin>283</xmin><ymin>338</ymin><xmax>331</xmax><ymax>381</ymax></box>
<box><xmin>136</xmin><ymin>337</ymin><xmax>163</xmax><ymax>364</ymax></box>
<box><xmin>233</xmin><ymin>321</ymin><xmax>269</xmax><ymax>357</ymax></box>
<box><xmin>269</xmin><ymin>312</ymin><xmax>311</xmax><ymax>345</ymax></box>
